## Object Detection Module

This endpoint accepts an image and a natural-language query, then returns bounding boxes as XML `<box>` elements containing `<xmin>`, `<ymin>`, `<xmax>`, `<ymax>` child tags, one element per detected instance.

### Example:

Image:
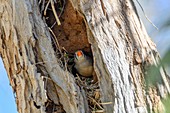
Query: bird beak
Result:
<box><xmin>76</xmin><ymin>51</ymin><xmax>83</xmax><ymax>56</ymax></box>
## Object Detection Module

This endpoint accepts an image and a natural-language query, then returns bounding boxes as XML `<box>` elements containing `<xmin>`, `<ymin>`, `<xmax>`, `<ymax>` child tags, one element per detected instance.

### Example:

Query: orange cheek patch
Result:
<box><xmin>77</xmin><ymin>51</ymin><xmax>83</xmax><ymax>57</ymax></box>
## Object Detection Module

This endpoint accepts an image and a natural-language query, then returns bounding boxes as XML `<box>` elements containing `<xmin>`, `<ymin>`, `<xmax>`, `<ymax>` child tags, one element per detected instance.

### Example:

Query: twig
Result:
<box><xmin>76</xmin><ymin>74</ymin><xmax>84</xmax><ymax>83</ymax></box>
<box><xmin>93</xmin><ymin>110</ymin><xmax>105</xmax><ymax>113</ymax></box>
<box><xmin>99</xmin><ymin>102</ymin><xmax>113</xmax><ymax>105</ymax></box>
<box><xmin>50</xmin><ymin>0</ymin><xmax>61</xmax><ymax>25</ymax></box>
<box><xmin>51</xmin><ymin>21</ymin><xmax>57</xmax><ymax>28</ymax></box>
<box><xmin>88</xmin><ymin>96</ymin><xmax>104</xmax><ymax>110</ymax></box>
<box><xmin>48</xmin><ymin>27</ymin><xmax>62</xmax><ymax>55</ymax></box>
<box><xmin>51</xmin><ymin>0</ymin><xmax>65</xmax><ymax>28</ymax></box>
<box><xmin>59</xmin><ymin>0</ymin><xmax>65</xmax><ymax>17</ymax></box>
<box><xmin>62</xmin><ymin>47</ymin><xmax>68</xmax><ymax>53</ymax></box>
<box><xmin>135</xmin><ymin>0</ymin><xmax>158</xmax><ymax>30</ymax></box>
<box><xmin>44</xmin><ymin>0</ymin><xmax>50</xmax><ymax>16</ymax></box>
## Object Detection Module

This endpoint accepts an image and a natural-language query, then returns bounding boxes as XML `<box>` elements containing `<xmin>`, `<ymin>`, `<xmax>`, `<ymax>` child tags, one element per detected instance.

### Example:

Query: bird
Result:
<box><xmin>74</xmin><ymin>50</ymin><xmax>93</xmax><ymax>77</ymax></box>
<box><xmin>74</xmin><ymin>50</ymin><xmax>98</xmax><ymax>83</ymax></box>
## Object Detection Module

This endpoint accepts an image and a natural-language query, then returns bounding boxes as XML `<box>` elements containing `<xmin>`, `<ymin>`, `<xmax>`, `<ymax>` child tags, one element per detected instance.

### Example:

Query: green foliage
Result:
<box><xmin>145</xmin><ymin>49</ymin><xmax>170</xmax><ymax>112</ymax></box>
<box><xmin>162</xmin><ymin>96</ymin><xmax>170</xmax><ymax>112</ymax></box>
<box><xmin>145</xmin><ymin>65</ymin><xmax>161</xmax><ymax>87</ymax></box>
<box><xmin>162</xmin><ymin>50</ymin><xmax>170</xmax><ymax>66</ymax></box>
<box><xmin>145</xmin><ymin>49</ymin><xmax>170</xmax><ymax>87</ymax></box>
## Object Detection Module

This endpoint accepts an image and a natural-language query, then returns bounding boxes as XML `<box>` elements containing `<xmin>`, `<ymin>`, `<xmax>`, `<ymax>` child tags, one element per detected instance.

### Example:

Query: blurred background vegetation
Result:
<box><xmin>137</xmin><ymin>0</ymin><xmax>170</xmax><ymax>112</ymax></box>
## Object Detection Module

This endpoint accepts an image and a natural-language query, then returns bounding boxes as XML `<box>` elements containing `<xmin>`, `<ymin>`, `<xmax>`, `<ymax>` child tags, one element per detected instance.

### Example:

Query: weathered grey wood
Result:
<box><xmin>0</xmin><ymin>0</ymin><xmax>169</xmax><ymax>113</ymax></box>
<box><xmin>0</xmin><ymin>0</ymin><xmax>84</xmax><ymax>113</ymax></box>
<box><xmin>70</xmin><ymin>0</ymin><xmax>169</xmax><ymax>113</ymax></box>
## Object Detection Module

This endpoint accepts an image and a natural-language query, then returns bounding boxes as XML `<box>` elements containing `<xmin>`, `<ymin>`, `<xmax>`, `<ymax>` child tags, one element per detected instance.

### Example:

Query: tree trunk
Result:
<box><xmin>0</xmin><ymin>0</ymin><xmax>169</xmax><ymax>113</ymax></box>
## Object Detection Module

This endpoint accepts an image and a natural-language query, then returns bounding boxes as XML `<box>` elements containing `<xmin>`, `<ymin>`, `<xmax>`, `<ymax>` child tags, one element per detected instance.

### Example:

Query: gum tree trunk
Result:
<box><xmin>0</xmin><ymin>0</ymin><xmax>169</xmax><ymax>113</ymax></box>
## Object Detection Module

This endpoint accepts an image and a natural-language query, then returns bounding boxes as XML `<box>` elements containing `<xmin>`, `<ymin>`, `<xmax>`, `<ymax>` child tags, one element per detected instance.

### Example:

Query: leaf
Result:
<box><xmin>162</xmin><ymin>96</ymin><xmax>170</xmax><ymax>112</ymax></box>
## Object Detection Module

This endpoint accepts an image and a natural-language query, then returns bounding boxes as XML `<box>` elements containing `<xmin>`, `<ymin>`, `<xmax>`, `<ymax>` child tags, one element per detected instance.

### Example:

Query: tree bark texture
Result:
<box><xmin>0</xmin><ymin>0</ymin><xmax>170</xmax><ymax>113</ymax></box>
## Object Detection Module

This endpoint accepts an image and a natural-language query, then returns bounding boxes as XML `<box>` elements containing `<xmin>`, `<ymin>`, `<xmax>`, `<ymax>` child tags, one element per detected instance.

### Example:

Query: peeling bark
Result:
<box><xmin>0</xmin><ymin>0</ymin><xmax>169</xmax><ymax>113</ymax></box>
<box><xmin>0</xmin><ymin>0</ymin><xmax>83</xmax><ymax>113</ymax></box>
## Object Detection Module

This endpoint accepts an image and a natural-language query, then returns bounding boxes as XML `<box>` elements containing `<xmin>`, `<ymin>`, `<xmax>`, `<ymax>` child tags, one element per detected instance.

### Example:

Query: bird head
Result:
<box><xmin>74</xmin><ymin>50</ymin><xmax>85</xmax><ymax>61</ymax></box>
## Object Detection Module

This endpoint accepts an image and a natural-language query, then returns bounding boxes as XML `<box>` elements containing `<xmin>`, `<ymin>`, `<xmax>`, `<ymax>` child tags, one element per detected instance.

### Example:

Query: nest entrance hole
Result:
<box><xmin>44</xmin><ymin>0</ymin><xmax>91</xmax><ymax>54</ymax></box>
<box><xmin>39</xmin><ymin>0</ymin><xmax>104</xmax><ymax>112</ymax></box>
